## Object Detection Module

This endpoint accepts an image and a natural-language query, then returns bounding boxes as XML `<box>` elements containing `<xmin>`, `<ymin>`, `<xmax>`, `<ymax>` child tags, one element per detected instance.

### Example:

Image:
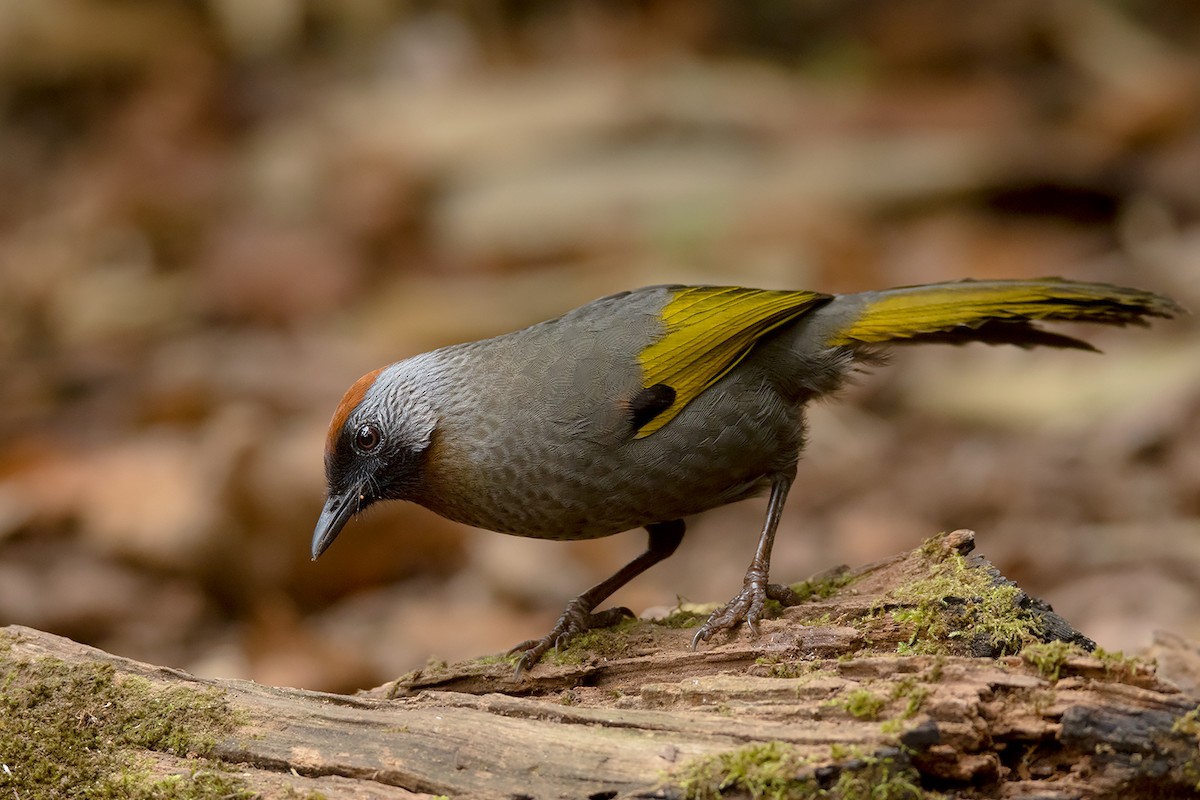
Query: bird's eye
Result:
<box><xmin>353</xmin><ymin>423</ymin><xmax>383</xmax><ymax>453</ymax></box>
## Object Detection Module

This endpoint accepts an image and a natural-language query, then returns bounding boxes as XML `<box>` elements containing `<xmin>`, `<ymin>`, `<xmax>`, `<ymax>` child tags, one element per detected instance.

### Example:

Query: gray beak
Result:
<box><xmin>311</xmin><ymin>491</ymin><xmax>359</xmax><ymax>560</ymax></box>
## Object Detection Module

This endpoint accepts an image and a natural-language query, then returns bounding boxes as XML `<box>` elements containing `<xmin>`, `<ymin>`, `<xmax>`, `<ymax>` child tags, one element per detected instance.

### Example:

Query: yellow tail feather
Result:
<box><xmin>828</xmin><ymin>279</ymin><xmax>1181</xmax><ymax>350</ymax></box>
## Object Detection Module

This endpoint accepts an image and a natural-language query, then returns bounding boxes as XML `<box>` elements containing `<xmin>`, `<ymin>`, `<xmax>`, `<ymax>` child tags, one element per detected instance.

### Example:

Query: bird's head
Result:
<box><xmin>312</xmin><ymin>362</ymin><xmax>438</xmax><ymax>560</ymax></box>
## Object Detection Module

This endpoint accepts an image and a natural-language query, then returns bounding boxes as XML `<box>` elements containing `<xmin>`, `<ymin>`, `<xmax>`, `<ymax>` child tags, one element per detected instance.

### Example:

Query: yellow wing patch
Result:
<box><xmin>635</xmin><ymin>286</ymin><xmax>829</xmax><ymax>438</ymax></box>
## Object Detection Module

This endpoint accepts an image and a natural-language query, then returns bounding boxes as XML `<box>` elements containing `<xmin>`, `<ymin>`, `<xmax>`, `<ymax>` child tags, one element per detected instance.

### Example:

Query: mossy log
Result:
<box><xmin>3</xmin><ymin>531</ymin><xmax>1198</xmax><ymax>799</ymax></box>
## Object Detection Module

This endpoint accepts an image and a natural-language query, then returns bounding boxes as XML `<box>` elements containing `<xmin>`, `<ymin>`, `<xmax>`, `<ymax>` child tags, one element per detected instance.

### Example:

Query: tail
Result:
<box><xmin>825</xmin><ymin>278</ymin><xmax>1183</xmax><ymax>352</ymax></box>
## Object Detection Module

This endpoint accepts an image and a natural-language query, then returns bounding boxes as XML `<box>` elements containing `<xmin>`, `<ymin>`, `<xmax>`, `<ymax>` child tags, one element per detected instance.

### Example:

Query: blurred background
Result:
<box><xmin>0</xmin><ymin>0</ymin><xmax>1198</xmax><ymax>694</ymax></box>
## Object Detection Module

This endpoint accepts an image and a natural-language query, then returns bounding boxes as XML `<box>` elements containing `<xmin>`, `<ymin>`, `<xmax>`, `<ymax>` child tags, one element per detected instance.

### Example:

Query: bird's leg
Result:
<box><xmin>509</xmin><ymin>519</ymin><xmax>685</xmax><ymax>675</ymax></box>
<box><xmin>692</xmin><ymin>473</ymin><xmax>794</xmax><ymax>649</ymax></box>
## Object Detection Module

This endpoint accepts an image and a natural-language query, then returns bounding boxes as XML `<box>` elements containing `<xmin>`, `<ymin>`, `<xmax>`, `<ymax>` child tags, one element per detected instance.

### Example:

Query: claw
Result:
<box><xmin>514</xmin><ymin>650</ymin><xmax>539</xmax><ymax>678</ymax></box>
<box><xmin>507</xmin><ymin>522</ymin><xmax>685</xmax><ymax>675</ymax></box>
<box><xmin>507</xmin><ymin>603</ymin><xmax>634</xmax><ymax>675</ymax></box>
<box><xmin>691</xmin><ymin>579</ymin><xmax>800</xmax><ymax>651</ymax></box>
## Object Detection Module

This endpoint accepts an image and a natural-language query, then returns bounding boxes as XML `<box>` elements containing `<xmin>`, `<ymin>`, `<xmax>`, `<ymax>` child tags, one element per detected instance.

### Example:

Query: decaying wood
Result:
<box><xmin>3</xmin><ymin>530</ymin><xmax>1198</xmax><ymax>799</ymax></box>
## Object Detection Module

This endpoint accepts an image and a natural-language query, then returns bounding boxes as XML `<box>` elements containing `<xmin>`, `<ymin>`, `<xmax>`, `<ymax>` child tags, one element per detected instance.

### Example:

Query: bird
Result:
<box><xmin>311</xmin><ymin>278</ymin><xmax>1181</xmax><ymax>672</ymax></box>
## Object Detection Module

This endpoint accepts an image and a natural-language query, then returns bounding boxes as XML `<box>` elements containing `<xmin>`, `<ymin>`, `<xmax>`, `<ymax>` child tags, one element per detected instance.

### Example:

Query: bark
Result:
<box><xmin>3</xmin><ymin>530</ymin><xmax>1198</xmax><ymax>799</ymax></box>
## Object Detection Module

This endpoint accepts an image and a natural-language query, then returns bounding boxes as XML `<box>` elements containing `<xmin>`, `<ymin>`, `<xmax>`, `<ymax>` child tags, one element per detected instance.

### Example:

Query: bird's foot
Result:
<box><xmin>508</xmin><ymin>598</ymin><xmax>634</xmax><ymax>676</ymax></box>
<box><xmin>691</xmin><ymin>577</ymin><xmax>796</xmax><ymax>649</ymax></box>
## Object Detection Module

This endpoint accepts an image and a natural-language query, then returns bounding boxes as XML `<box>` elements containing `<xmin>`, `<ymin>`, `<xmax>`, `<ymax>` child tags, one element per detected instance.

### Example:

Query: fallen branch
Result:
<box><xmin>3</xmin><ymin>531</ymin><xmax>1198</xmax><ymax>799</ymax></box>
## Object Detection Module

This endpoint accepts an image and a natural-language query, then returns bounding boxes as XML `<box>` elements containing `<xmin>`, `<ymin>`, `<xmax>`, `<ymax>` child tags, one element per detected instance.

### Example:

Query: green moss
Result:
<box><xmin>788</xmin><ymin>568</ymin><xmax>855</xmax><ymax>603</ymax></box>
<box><xmin>917</xmin><ymin>536</ymin><xmax>947</xmax><ymax>560</ymax></box>
<box><xmin>1177</xmin><ymin>706</ymin><xmax>1200</xmax><ymax>792</ymax></box>
<box><xmin>890</xmin><ymin>678</ymin><xmax>929</xmax><ymax>719</ymax></box>
<box><xmin>1092</xmin><ymin>647</ymin><xmax>1153</xmax><ymax>681</ymax></box>
<box><xmin>764</xmin><ymin>660</ymin><xmax>820</xmax><ymax>680</ymax></box>
<box><xmin>827</xmin><ymin>743</ymin><xmax>853</xmax><ymax>761</ymax></box>
<box><xmin>670</xmin><ymin>742</ymin><xmax>924</xmax><ymax>800</ymax></box>
<box><xmin>671</xmin><ymin>741</ymin><xmax>811</xmax><ymax>800</ymax></box>
<box><xmin>825</xmin><ymin>679</ymin><xmax>928</xmax><ymax>727</ymax></box>
<box><xmin>656</xmin><ymin>608</ymin><xmax>709</xmax><ymax>629</ymax></box>
<box><xmin>281</xmin><ymin>790</ymin><xmax>329</xmax><ymax>800</ymax></box>
<box><xmin>0</xmin><ymin>645</ymin><xmax>250</xmax><ymax>799</ymax></box>
<box><xmin>474</xmin><ymin>652</ymin><xmax>520</xmax><ymax>668</ymax></box>
<box><xmin>1020</xmin><ymin>640</ymin><xmax>1083</xmax><ymax>681</ymax></box>
<box><xmin>1174</xmin><ymin>705</ymin><xmax>1200</xmax><ymax>737</ymax></box>
<box><xmin>546</xmin><ymin>616</ymin><xmax>639</xmax><ymax>665</ymax></box>
<box><xmin>832</xmin><ymin>689</ymin><xmax>887</xmax><ymax>721</ymax></box>
<box><xmin>887</xmin><ymin>539</ymin><xmax>1042</xmax><ymax>656</ymax></box>
<box><xmin>1023</xmin><ymin>641</ymin><xmax>1146</xmax><ymax>683</ymax></box>
<box><xmin>824</xmin><ymin>754</ymin><xmax>923</xmax><ymax>800</ymax></box>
